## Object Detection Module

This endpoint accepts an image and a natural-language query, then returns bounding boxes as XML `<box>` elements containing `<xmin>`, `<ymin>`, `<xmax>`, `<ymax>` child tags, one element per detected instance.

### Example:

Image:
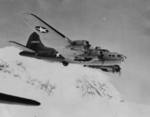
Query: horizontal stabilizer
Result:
<box><xmin>9</xmin><ymin>41</ymin><xmax>35</xmax><ymax>53</ymax></box>
<box><xmin>0</xmin><ymin>93</ymin><xmax>40</xmax><ymax>106</ymax></box>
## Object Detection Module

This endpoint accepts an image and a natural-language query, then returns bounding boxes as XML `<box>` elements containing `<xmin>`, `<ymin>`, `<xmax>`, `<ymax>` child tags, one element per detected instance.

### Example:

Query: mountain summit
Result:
<box><xmin>0</xmin><ymin>46</ymin><xmax>149</xmax><ymax>117</ymax></box>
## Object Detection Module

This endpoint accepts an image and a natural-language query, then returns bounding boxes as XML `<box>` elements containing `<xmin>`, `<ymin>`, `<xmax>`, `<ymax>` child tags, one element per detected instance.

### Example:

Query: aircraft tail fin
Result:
<box><xmin>26</xmin><ymin>32</ymin><xmax>45</xmax><ymax>51</ymax></box>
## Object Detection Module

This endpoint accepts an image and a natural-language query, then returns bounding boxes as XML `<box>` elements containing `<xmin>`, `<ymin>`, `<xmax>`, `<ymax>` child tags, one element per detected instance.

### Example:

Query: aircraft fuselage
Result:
<box><xmin>19</xmin><ymin>50</ymin><xmax>65</xmax><ymax>63</ymax></box>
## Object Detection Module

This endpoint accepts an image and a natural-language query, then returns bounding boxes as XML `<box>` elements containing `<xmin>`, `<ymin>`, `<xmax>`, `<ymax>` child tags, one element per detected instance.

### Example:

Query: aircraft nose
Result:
<box><xmin>121</xmin><ymin>55</ymin><xmax>127</xmax><ymax>62</ymax></box>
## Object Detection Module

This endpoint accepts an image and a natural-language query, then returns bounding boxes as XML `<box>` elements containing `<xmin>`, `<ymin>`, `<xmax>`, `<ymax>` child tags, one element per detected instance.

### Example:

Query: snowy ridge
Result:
<box><xmin>0</xmin><ymin>47</ymin><xmax>150</xmax><ymax>117</ymax></box>
<box><xmin>0</xmin><ymin>46</ymin><xmax>123</xmax><ymax>102</ymax></box>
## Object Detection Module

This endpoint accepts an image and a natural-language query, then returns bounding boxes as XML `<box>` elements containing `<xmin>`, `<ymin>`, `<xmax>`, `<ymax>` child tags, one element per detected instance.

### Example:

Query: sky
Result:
<box><xmin>0</xmin><ymin>0</ymin><xmax>150</xmax><ymax>104</ymax></box>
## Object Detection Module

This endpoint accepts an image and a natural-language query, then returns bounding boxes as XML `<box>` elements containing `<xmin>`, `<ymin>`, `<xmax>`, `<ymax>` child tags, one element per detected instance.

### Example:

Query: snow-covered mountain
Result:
<box><xmin>0</xmin><ymin>46</ymin><xmax>150</xmax><ymax>117</ymax></box>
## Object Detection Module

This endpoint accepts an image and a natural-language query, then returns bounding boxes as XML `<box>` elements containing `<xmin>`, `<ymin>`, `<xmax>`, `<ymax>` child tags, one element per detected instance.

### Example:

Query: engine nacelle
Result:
<box><xmin>62</xmin><ymin>61</ymin><xmax>69</xmax><ymax>66</ymax></box>
<box><xmin>71</xmin><ymin>40</ymin><xmax>91</xmax><ymax>48</ymax></box>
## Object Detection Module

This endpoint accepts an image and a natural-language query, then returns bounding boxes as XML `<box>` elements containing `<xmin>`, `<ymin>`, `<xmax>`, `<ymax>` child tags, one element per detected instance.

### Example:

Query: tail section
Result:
<box><xmin>26</xmin><ymin>32</ymin><xmax>44</xmax><ymax>51</ymax></box>
<box><xmin>9</xmin><ymin>41</ymin><xmax>35</xmax><ymax>53</ymax></box>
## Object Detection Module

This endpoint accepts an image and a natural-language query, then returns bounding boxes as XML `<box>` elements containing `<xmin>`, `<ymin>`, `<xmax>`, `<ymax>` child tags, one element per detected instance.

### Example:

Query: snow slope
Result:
<box><xmin>0</xmin><ymin>46</ymin><xmax>149</xmax><ymax>117</ymax></box>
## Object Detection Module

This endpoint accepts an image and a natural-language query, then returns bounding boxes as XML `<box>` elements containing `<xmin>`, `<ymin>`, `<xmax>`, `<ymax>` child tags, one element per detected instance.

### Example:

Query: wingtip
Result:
<box><xmin>23</xmin><ymin>99</ymin><xmax>41</xmax><ymax>106</ymax></box>
<box><xmin>8</xmin><ymin>41</ymin><xmax>18</xmax><ymax>45</ymax></box>
<box><xmin>23</xmin><ymin>12</ymin><xmax>37</xmax><ymax>17</ymax></box>
<box><xmin>23</xmin><ymin>12</ymin><xmax>32</xmax><ymax>15</ymax></box>
<box><xmin>0</xmin><ymin>93</ymin><xmax>41</xmax><ymax>106</ymax></box>
<box><xmin>22</xmin><ymin>12</ymin><xmax>35</xmax><ymax>20</ymax></box>
<box><xmin>8</xmin><ymin>41</ymin><xmax>15</xmax><ymax>45</ymax></box>
<box><xmin>8</xmin><ymin>40</ymin><xmax>13</xmax><ymax>43</ymax></box>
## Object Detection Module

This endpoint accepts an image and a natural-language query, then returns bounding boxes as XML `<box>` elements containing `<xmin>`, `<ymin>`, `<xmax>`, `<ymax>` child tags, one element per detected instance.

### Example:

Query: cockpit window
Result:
<box><xmin>117</xmin><ymin>55</ymin><xmax>121</xmax><ymax>57</ymax></box>
<box><xmin>102</xmin><ymin>49</ymin><xmax>109</xmax><ymax>52</ymax></box>
<box><xmin>84</xmin><ymin>41</ymin><xmax>91</xmax><ymax>48</ymax></box>
<box><xmin>85</xmin><ymin>41</ymin><xmax>89</xmax><ymax>44</ymax></box>
<box><xmin>95</xmin><ymin>46</ymin><xmax>101</xmax><ymax>50</ymax></box>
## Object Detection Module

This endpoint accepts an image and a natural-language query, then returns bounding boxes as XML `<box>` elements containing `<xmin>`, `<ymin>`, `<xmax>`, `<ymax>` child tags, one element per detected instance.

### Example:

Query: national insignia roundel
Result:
<box><xmin>35</xmin><ymin>26</ymin><xmax>49</xmax><ymax>33</ymax></box>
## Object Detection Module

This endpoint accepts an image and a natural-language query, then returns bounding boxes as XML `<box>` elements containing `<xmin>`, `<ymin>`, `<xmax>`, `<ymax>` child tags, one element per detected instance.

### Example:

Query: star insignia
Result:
<box><xmin>35</xmin><ymin>26</ymin><xmax>49</xmax><ymax>33</ymax></box>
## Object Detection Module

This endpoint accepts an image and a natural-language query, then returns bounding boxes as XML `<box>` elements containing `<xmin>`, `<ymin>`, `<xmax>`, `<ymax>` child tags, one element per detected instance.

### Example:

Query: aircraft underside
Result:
<box><xmin>19</xmin><ymin>50</ymin><xmax>121</xmax><ymax>73</ymax></box>
<box><xmin>84</xmin><ymin>65</ymin><xmax>121</xmax><ymax>73</ymax></box>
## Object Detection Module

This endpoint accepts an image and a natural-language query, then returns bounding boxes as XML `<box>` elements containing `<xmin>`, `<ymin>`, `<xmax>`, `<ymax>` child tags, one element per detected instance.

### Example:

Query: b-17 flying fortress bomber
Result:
<box><xmin>9</xmin><ymin>13</ymin><xmax>126</xmax><ymax>74</ymax></box>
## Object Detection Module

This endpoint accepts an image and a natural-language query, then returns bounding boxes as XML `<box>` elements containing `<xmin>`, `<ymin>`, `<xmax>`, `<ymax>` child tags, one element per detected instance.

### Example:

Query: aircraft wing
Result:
<box><xmin>24</xmin><ymin>13</ymin><xmax>82</xmax><ymax>59</ymax></box>
<box><xmin>0</xmin><ymin>92</ymin><xmax>40</xmax><ymax>106</ymax></box>
<box><xmin>24</xmin><ymin>13</ymin><xmax>71</xmax><ymax>47</ymax></box>
<box><xmin>9</xmin><ymin>41</ymin><xmax>35</xmax><ymax>53</ymax></box>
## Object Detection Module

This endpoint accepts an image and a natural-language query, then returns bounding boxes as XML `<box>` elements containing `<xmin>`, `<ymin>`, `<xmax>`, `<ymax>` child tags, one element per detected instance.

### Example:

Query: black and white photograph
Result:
<box><xmin>0</xmin><ymin>0</ymin><xmax>150</xmax><ymax>117</ymax></box>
